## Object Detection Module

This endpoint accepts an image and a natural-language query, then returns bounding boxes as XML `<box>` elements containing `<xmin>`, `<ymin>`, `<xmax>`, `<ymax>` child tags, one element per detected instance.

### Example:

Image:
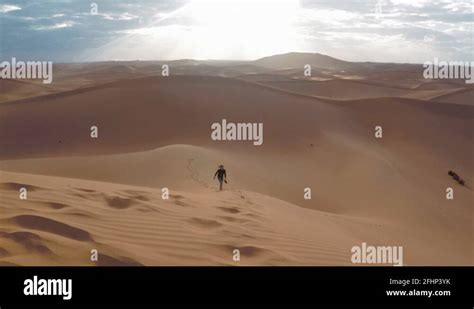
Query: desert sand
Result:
<box><xmin>0</xmin><ymin>53</ymin><xmax>472</xmax><ymax>265</ymax></box>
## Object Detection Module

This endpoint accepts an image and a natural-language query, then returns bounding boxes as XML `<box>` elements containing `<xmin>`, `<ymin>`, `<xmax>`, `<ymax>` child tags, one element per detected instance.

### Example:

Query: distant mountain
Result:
<box><xmin>254</xmin><ymin>52</ymin><xmax>353</xmax><ymax>70</ymax></box>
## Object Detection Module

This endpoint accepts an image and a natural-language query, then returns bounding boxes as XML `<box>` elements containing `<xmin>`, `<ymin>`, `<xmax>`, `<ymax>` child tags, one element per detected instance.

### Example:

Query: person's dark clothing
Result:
<box><xmin>214</xmin><ymin>169</ymin><xmax>226</xmax><ymax>182</ymax></box>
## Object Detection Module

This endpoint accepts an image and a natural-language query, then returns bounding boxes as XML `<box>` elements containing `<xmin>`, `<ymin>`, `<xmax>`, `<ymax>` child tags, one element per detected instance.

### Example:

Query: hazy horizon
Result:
<box><xmin>0</xmin><ymin>51</ymin><xmax>446</xmax><ymax>65</ymax></box>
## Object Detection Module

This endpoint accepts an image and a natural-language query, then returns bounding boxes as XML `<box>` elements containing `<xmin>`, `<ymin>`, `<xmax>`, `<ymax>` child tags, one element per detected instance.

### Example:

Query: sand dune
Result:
<box><xmin>2</xmin><ymin>54</ymin><xmax>468</xmax><ymax>104</ymax></box>
<box><xmin>0</xmin><ymin>75</ymin><xmax>361</xmax><ymax>159</ymax></box>
<box><xmin>0</xmin><ymin>55</ymin><xmax>473</xmax><ymax>266</ymax></box>
<box><xmin>0</xmin><ymin>79</ymin><xmax>58</xmax><ymax>103</ymax></box>
<box><xmin>254</xmin><ymin>52</ymin><xmax>353</xmax><ymax>70</ymax></box>
<box><xmin>0</xmin><ymin>170</ymin><xmax>364</xmax><ymax>266</ymax></box>
<box><xmin>256</xmin><ymin>79</ymin><xmax>465</xmax><ymax>101</ymax></box>
<box><xmin>431</xmin><ymin>88</ymin><xmax>474</xmax><ymax>106</ymax></box>
<box><xmin>0</xmin><ymin>168</ymin><xmax>470</xmax><ymax>266</ymax></box>
<box><xmin>415</xmin><ymin>81</ymin><xmax>469</xmax><ymax>90</ymax></box>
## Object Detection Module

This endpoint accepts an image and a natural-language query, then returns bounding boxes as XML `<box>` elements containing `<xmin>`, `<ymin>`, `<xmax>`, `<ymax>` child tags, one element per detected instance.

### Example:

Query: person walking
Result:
<box><xmin>213</xmin><ymin>165</ymin><xmax>227</xmax><ymax>191</ymax></box>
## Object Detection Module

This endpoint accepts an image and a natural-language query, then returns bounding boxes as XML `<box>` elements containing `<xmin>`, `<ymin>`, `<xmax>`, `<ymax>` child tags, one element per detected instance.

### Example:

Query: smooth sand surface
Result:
<box><xmin>0</xmin><ymin>53</ymin><xmax>472</xmax><ymax>265</ymax></box>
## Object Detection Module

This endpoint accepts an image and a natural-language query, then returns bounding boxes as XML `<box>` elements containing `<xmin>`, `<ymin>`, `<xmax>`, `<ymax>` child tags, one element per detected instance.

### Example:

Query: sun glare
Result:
<box><xmin>185</xmin><ymin>0</ymin><xmax>301</xmax><ymax>59</ymax></box>
<box><xmin>87</xmin><ymin>0</ymin><xmax>302</xmax><ymax>61</ymax></box>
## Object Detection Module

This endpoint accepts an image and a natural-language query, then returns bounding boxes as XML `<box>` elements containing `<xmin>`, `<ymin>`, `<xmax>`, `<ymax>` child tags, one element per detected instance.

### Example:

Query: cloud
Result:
<box><xmin>33</xmin><ymin>21</ymin><xmax>75</xmax><ymax>31</ymax></box>
<box><xmin>0</xmin><ymin>4</ymin><xmax>21</xmax><ymax>13</ymax></box>
<box><xmin>97</xmin><ymin>12</ymin><xmax>139</xmax><ymax>21</ymax></box>
<box><xmin>390</xmin><ymin>0</ymin><xmax>430</xmax><ymax>7</ymax></box>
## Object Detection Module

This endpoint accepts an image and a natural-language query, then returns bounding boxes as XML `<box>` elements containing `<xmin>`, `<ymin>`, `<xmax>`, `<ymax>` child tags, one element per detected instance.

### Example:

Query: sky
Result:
<box><xmin>0</xmin><ymin>0</ymin><xmax>472</xmax><ymax>63</ymax></box>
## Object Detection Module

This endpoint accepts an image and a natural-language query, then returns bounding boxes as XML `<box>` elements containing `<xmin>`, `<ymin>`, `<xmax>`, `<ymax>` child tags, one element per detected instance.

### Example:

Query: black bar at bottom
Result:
<box><xmin>0</xmin><ymin>267</ymin><xmax>471</xmax><ymax>306</ymax></box>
